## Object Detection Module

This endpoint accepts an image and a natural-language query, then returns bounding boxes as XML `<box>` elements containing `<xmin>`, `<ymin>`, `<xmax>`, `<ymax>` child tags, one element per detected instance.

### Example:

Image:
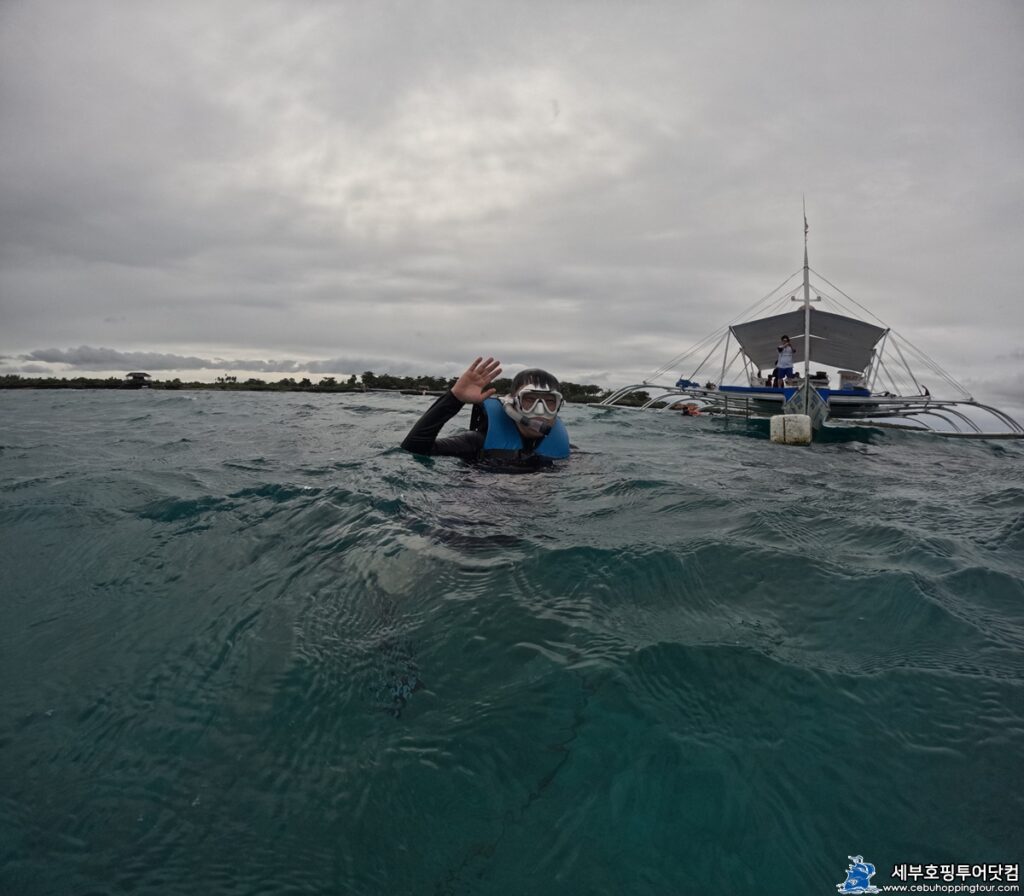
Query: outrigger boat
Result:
<box><xmin>601</xmin><ymin>223</ymin><xmax>1023</xmax><ymax>439</ymax></box>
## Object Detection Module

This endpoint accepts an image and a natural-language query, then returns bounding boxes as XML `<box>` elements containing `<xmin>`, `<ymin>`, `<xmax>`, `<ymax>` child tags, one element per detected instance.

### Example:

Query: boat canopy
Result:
<box><xmin>729</xmin><ymin>308</ymin><xmax>888</xmax><ymax>371</ymax></box>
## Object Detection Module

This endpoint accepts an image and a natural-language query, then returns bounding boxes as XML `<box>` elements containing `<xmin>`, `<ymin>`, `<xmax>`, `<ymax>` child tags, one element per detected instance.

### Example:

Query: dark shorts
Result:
<box><xmin>776</xmin><ymin>367</ymin><xmax>794</xmax><ymax>380</ymax></box>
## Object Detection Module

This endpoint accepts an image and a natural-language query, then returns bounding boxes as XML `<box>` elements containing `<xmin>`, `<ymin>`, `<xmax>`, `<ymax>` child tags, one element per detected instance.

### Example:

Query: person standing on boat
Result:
<box><xmin>774</xmin><ymin>335</ymin><xmax>796</xmax><ymax>387</ymax></box>
<box><xmin>400</xmin><ymin>357</ymin><xmax>571</xmax><ymax>470</ymax></box>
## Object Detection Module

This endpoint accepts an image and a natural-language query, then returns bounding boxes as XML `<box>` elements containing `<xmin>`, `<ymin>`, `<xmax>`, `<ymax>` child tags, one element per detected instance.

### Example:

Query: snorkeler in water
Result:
<box><xmin>400</xmin><ymin>357</ymin><xmax>571</xmax><ymax>469</ymax></box>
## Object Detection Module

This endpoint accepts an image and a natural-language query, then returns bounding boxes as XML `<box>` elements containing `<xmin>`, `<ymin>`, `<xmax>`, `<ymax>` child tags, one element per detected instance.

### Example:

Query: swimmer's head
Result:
<box><xmin>504</xmin><ymin>368</ymin><xmax>563</xmax><ymax>436</ymax></box>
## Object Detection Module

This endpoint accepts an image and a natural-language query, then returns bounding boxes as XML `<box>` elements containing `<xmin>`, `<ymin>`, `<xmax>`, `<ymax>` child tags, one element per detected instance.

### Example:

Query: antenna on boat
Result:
<box><xmin>803</xmin><ymin>196</ymin><xmax>809</xmax><ymax>258</ymax></box>
<box><xmin>803</xmin><ymin>199</ymin><xmax>810</xmax><ymax>396</ymax></box>
<box><xmin>792</xmin><ymin>198</ymin><xmax>819</xmax><ymax>413</ymax></box>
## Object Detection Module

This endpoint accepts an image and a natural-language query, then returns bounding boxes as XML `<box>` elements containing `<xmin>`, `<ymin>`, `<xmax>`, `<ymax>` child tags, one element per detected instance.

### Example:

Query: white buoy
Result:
<box><xmin>770</xmin><ymin>414</ymin><xmax>812</xmax><ymax>445</ymax></box>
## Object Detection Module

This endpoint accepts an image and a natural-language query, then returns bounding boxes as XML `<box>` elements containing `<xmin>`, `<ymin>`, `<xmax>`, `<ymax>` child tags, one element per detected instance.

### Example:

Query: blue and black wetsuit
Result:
<box><xmin>401</xmin><ymin>392</ymin><xmax>570</xmax><ymax>470</ymax></box>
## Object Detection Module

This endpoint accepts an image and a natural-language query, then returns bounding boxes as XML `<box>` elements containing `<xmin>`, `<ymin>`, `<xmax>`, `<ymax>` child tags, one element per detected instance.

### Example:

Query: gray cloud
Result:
<box><xmin>26</xmin><ymin>347</ymin><xmax>219</xmax><ymax>371</ymax></box>
<box><xmin>1</xmin><ymin>0</ymin><xmax>1022</xmax><ymax>405</ymax></box>
<box><xmin>18</xmin><ymin>345</ymin><xmax>463</xmax><ymax>378</ymax></box>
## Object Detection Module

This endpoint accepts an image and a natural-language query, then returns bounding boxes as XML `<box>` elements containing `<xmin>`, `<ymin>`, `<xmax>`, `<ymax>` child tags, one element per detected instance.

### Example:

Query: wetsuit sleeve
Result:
<box><xmin>400</xmin><ymin>390</ymin><xmax>487</xmax><ymax>458</ymax></box>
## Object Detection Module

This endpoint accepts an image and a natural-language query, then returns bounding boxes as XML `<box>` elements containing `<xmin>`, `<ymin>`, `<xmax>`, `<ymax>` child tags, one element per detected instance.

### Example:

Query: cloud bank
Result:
<box><xmin>1</xmin><ymin>0</ymin><xmax>1022</xmax><ymax>402</ymax></box>
<box><xmin>20</xmin><ymin>346</ymin><xmax>438</xmax><ymax>377</ymax></box>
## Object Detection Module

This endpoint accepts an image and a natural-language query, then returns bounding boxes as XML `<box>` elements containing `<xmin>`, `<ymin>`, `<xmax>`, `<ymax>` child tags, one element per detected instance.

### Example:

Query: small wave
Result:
<box><xmin>976</xmin><ymin>486</ymin><xmax>1024</xmax><ymax>509</ymax></box>
<box><xmin>971</xmin><ymin>510</ymin><xmax>1024</xmax><ymax>553</ymax></box>
<box><xmin>154</xmin><ymin>394</ymin><xmax>197</xmax><ymax>403</ymax></box>
<box><xmin>134</xmin><ymin>494</ymin><xmax>232</xmax><ymax>522</ymax></box>
<box><xmin>230</xmin><ymin>483</ymin><xmax>320</xmax><ymax>503</ymax></box>
<box><xmin>222</xmin><ymin>457</ymin><xmax>273</xmax><ymax>471</ymax></box>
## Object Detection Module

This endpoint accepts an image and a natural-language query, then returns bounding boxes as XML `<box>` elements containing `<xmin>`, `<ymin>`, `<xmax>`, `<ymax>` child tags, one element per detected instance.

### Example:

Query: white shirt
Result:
<box><xmin>777</xmin><ymin>343</ymin><xmax>795</xmax><ymax>368</ymax></box>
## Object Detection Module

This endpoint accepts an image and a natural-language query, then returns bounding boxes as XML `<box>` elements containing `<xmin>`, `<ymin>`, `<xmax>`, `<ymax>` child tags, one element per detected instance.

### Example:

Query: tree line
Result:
<box><xmin>0</xmin><ymin>373</ymin><xmax>636</xmax><ymax>404</ymax></box>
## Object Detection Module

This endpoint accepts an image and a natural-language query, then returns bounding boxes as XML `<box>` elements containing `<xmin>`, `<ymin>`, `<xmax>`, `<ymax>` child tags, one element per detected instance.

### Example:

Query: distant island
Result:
<box><xmin>0</xmin><ymin>372</ymin><xmax>654</xmax><ymax>406</ymax></box>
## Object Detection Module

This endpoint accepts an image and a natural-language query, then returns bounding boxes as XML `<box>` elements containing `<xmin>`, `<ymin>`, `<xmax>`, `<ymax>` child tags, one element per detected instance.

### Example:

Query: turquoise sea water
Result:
<box><xmin>1</xmin><ymin>389</ymin><xmax>1022</xmax><ymax>895</ymax></box>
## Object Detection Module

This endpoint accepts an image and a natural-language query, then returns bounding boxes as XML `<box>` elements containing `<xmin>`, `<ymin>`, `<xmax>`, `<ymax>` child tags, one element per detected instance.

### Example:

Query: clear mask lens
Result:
<box><xmin>515</xmin><ymin>390</ymin><xmax>562</xmax><ymax>416</ymax></box>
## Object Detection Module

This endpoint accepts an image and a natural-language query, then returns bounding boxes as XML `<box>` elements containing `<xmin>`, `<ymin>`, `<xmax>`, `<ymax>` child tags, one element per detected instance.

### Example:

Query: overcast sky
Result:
<box><xmin>2</xmin><ymin>1</ymin><xmax>1022</xmax><ymax>409</ymax></box>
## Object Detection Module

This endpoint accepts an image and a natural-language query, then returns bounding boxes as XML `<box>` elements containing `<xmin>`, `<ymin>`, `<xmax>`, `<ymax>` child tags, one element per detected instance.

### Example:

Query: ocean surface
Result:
<box><xmin>1</xmin><ymin>388</ymin><xmax>1022</xmax><ymax>895</ymax></box>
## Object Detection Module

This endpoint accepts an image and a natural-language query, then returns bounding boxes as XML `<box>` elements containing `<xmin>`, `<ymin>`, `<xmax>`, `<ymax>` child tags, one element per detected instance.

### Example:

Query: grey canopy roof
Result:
<box><xmin>729</xmin><ymin>308</ymin><xmax>888</xmax><ymax>371</ymax></box>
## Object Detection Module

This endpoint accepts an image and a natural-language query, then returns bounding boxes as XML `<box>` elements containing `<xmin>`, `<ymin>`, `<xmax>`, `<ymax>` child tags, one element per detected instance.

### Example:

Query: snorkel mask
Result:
<box><xmin>503</xmin><ymin>383</ymin><xmax>564</xmax><ymax>436</ymax></box>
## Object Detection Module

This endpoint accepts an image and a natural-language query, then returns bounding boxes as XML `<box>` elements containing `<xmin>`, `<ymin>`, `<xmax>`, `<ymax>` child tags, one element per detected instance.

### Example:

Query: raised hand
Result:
<box><xmin>451</xmin><ymin>356</ymin><xmax>502</xmax><ymax>404</ymax></box>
